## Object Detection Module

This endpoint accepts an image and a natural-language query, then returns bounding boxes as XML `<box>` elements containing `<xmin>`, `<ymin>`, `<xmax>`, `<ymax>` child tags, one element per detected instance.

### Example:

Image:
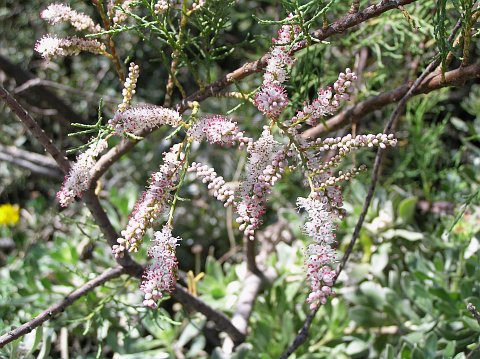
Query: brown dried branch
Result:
<box><xmin>0</xmin><ymin>86</ymin><xmax>70</xmax><ymax>173</ymax></box>
<box><xmin>0</xmin><ymin>55</ymin><xmax>83</xmax><ymax>125</ymax></box>
<box><xmin>0</xmin><ymin>144</ymin><xmax>63</xmax><ymax>178</ymax></box>
<box><xmin>0</xmin><ymin>266</ymin><xmax>126</xmax><ymax>348</ymax></box>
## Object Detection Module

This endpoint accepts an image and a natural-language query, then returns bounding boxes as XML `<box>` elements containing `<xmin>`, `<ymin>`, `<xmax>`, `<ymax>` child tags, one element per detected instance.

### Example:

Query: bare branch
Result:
<box><xmin>0</xmin><ymin>144</ymin><xmax>63</xmax><ymax>178</ymax></box>
<box><xmin>14</xmin><ymin>78</ymin><xmax>118</xmax><ymax>105</ymax></box>
<box><xmin>0</xmin><ymin>86</ymin><xmax>70</xmax><ymax>173</ymax></box>
<box><xmin>0</xmin><ymin>266</ymin><xmax>126</xmax><ymax>348</ymax></box>
<box><xmin>0</xmin><ymin>55</ymin><xmax>83</xmax><ymax>125</ymax></box>
<box><xmin>173</xmin><ymin>284</ymin><xmax>246</xmax><ymax>345</ymax></box>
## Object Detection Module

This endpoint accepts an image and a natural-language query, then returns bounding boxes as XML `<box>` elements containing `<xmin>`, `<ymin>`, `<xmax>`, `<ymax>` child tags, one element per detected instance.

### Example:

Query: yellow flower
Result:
<box><xmin>0</xmin><ymin>204</ymin><xmax>20</xmax><ymax>226</ymax></box>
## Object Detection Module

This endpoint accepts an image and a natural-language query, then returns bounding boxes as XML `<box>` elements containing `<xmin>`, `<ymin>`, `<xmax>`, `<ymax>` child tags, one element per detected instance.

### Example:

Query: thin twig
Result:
<box><xmin>0</xmin><ymin>86</ymin><xmax>70</xmax><ymax>173</ymax></box>
<box><xmin>0</xmin><ymin>266</ymin><xmax>126</xmax><ymax>348</ymax></box>
<box><xmin>0</xmin><ymin>144</ymin><xmax>63</xmax><ymax>178</ymax></box>
<box><xmin>0</xmin><ymin>54</ymin><xmax>83</xmax><ymax>126</ymax></box>
<box><xmin>14</xmin><ymin>78</ymin><xmax>119</xmax><ymax>104</ymax></box>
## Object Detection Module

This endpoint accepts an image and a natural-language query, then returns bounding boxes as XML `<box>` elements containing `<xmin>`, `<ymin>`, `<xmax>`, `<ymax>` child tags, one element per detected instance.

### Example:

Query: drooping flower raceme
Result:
<box><xmin>109</xmin><ymin>105</ymin><xmax>182</xmax><ymax>135</ymax></box>
<box><xmin>297</xmin><ymin>196</ymin><xmax>338</xmax><ymax>310</ymax></box>
<box><xmin>40</xmin><ymin>3</ymin><xmax>101</xmax><ymax>33</ymax></box>
<box><xmin>236</xmin><ymin>129</ymin><xmax>288</xmax><ymax>239</ymax></box>
<box><xmin>57</xmin><ymin>139</ymin><xmax>108</xmax><ymax>207</ymax></box>
<box><xmin>140</xmin><ymin>225</ymin><xmax>181</xmax><ymax>308</ymax></box>
<box><xmin>113</xmin><ymin>144</ymin><xmax>184</xmax><ymax>257</ymax></box>
<box><xmin>188</xmin><ymin>162</ymin><xmax>235</xmax><ymax>207</ymax></box>
<box><xmin>35</xmin><ymin>35</ymin><xmax>107</xmax><ymax>60</ymax></box>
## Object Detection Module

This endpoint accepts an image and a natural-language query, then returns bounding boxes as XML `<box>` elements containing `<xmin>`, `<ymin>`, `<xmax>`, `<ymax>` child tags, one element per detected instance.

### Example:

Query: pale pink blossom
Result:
<box><xmin>236</xmin><ymin>129</ymin><xmax>288</xmax><ymax>239</ymax></box>
<box><xmin>140</xmin><ymin>225</ymin><xmax>181</xmax><ymax>308</ymax></box>
<box><xmin>118</xmin><ymin>63</ymin><xmax>140</xmax><ymax>112</ymax></box>
<box><xmin>35</xmin><ymin>35</ymin><xmax>106</xmax><ymax>60</ymax></box>
<box><xmin>41</xmin><ymin>3</ymin><xmax>101</xmax><ymax>33</ymax></box>
<box><xmin>253</xmin><ymin>82</ymin><xmax>288</xmax><ymax>118</ymax></box>
<box><xmin>187</xmin><ymin>115</ymin><xmax>252</xmax><ymax>147</ymax></box>
<box><xmin>314</xmin><ymin>133</ymin><xmax>397</xmax><ymax>154</ymax></box>
<box><xmin>297</xmin><ymin>196</ymin><xmax>338</xmax><ymax>310</ymax></box>
<box><xmin>113</xmin><ymin>144</ymin><xmax>183</xmax><ymax>257</ymax></box>
<box><xmin>292</xmin><ymin>69</ymin><xmax>358</xmax><ymax>126</ymax></box>
<box><xmin>111</xmin><ymin>0</ymin><xmax>136</xmax><ymax>24</ymax></box>
<box><xmin>109</xmin><ymin>105</ymin><xmax>182</xmax><ymax>135</ymax></box>
<box><xmin>57</xmin><ymin>139</ymin><xmax>108</xmax><ymax>207</ymax></box>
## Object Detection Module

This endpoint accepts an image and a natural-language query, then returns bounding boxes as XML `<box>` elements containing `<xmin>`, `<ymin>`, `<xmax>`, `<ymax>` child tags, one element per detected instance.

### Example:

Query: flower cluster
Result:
<box><xmin>154</xmin><ymin>0</ymin><xmax>176</xmax><ymax>13</ymax></box>
<box><xmin>140</xmin><ymin>225</ymin><xmax>181</xmax><ymax>308</ymax></box>
<box><xmin>109</xmin><ymin>105</ymin><xmax>182</xmax><ymax>135</ymax></box>
<box><xmin>40</xmin><ymin>3</ymin><xmax>101</xmax><ymax>33</ymax></box>
<box><xmin>118</xmin><ymin>63</ymin><xmax>140</xmax><ymax>112</ymax></box>
<box><xmin>291</xmin><ymin>69</ymin><xmax>358</xmax><ymax>127</ymax></box>
<box><xmin>35</xmin><ymin>35</ymin><xmax>106</xmax><ymax>60</ymax></box>
<box><xmin>314</xmin><ymin>133</ymin><xmax>398</xmax><ymax>154</ymax></box>
<box><xmin>297</xmin><ymin>196</ymin><xmax>338</xmax><ymax>310</ymax></box>
<box><xmin>188</xmin><ymin>162</ymin><xmax>235</xmax><ymax>207</ymax></box>
<box><xmin>36</xmin><ymin>3</ymin><xmax>110</xmax><ymax>61</ymax></box>
<box><xmin>112</xmin><ymin>0</ymin><xmax>136</xmax><ymax>24</ymax></box>
<box><xmin>253</xmin><ymin>16</ymin><xmax>304</xmax><ymax>118</ymax></box>
<box><xmin>0</xmin><ymin>204</ymin><xmax>20</xmax><ymax>226</ymax></box>
<box><xmin>253</xmin><ymin>83</ymin><xmax>289</xmax><ymax>118</ymax></box>
<box><xmin>57</xmin><ymin>139</ymin><xmax>108</xmax><ymax>207</ymax></box>
<box><xmin>113</xmin><ymin>144</ymin><xmax>183</xmax><ymax>257</ymax></box>
<box><xmin>236</xmin><ymin>129</ymin><xmax>288</xmax><ymax>239</ymax></box>
<box><xmin>154</xmin><ymin>0</ymin><xmax>203</xmax><ymax>14</ymax></box>
<box><xmin>187</xmin><ymin>115</ymin><xmax>251</xmax><ymax>147</ymax></box>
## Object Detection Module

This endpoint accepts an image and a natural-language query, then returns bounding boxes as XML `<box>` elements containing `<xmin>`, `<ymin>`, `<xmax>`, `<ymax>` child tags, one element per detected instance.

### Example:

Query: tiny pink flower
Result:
<box><xmin>253</xmin><ymin>82</ymin><xmax>288</xmax><ymax>118</ymax></box>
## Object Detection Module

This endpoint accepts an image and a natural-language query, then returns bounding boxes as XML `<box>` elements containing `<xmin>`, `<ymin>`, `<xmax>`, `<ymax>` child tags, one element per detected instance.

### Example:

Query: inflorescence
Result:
<box><xmin>44</xmin><ymin>7</ymin><xmax>398</xmax><ymax>309</ymax></box>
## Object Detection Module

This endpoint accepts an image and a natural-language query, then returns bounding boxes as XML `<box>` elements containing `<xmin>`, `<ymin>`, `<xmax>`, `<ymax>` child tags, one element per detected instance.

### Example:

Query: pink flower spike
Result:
<box><xmin>297</xmin><ymin>196</ymin><xmax>339</xmax><ymax>310</ymax></box>
<box><xmin>188</xmin><ymin>115</ymin><xmax>251</xmax><ymax>147</ymax></box>
<box><xmin>140</xmin><ymin>225</ymin><xmax>181</xmax><ymax>308</ymax></box>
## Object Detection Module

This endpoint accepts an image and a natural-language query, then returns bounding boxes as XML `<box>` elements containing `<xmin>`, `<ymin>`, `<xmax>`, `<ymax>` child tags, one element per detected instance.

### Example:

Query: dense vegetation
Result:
<box><xmin>0</xmin><ymin>0</ymin><xmax>479</xmax><ymax>358</ymax></box>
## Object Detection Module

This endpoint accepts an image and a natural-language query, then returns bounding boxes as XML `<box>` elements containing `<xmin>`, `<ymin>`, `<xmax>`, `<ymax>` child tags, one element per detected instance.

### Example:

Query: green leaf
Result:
<box><xmin>383</xmin><ymin>229</ymin><xmax>424</xmax><ymax>241</ymax></box>
<box><xmin>444</xmin><ymin>341</ymin><xmax>456</xmax><ymax>357</ymax></box>
<box><xmin>398</xmin><ymin>197</ymin><xmax>418</xmax><ymax>223</ymax></box>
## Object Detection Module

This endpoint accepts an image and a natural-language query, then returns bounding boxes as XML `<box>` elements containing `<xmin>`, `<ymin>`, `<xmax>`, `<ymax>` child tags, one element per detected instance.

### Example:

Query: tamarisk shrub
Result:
<box><xmin>38</xmin><ymin>2</ymin><xmax>397</xmax><ymax>310</ymax></box>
